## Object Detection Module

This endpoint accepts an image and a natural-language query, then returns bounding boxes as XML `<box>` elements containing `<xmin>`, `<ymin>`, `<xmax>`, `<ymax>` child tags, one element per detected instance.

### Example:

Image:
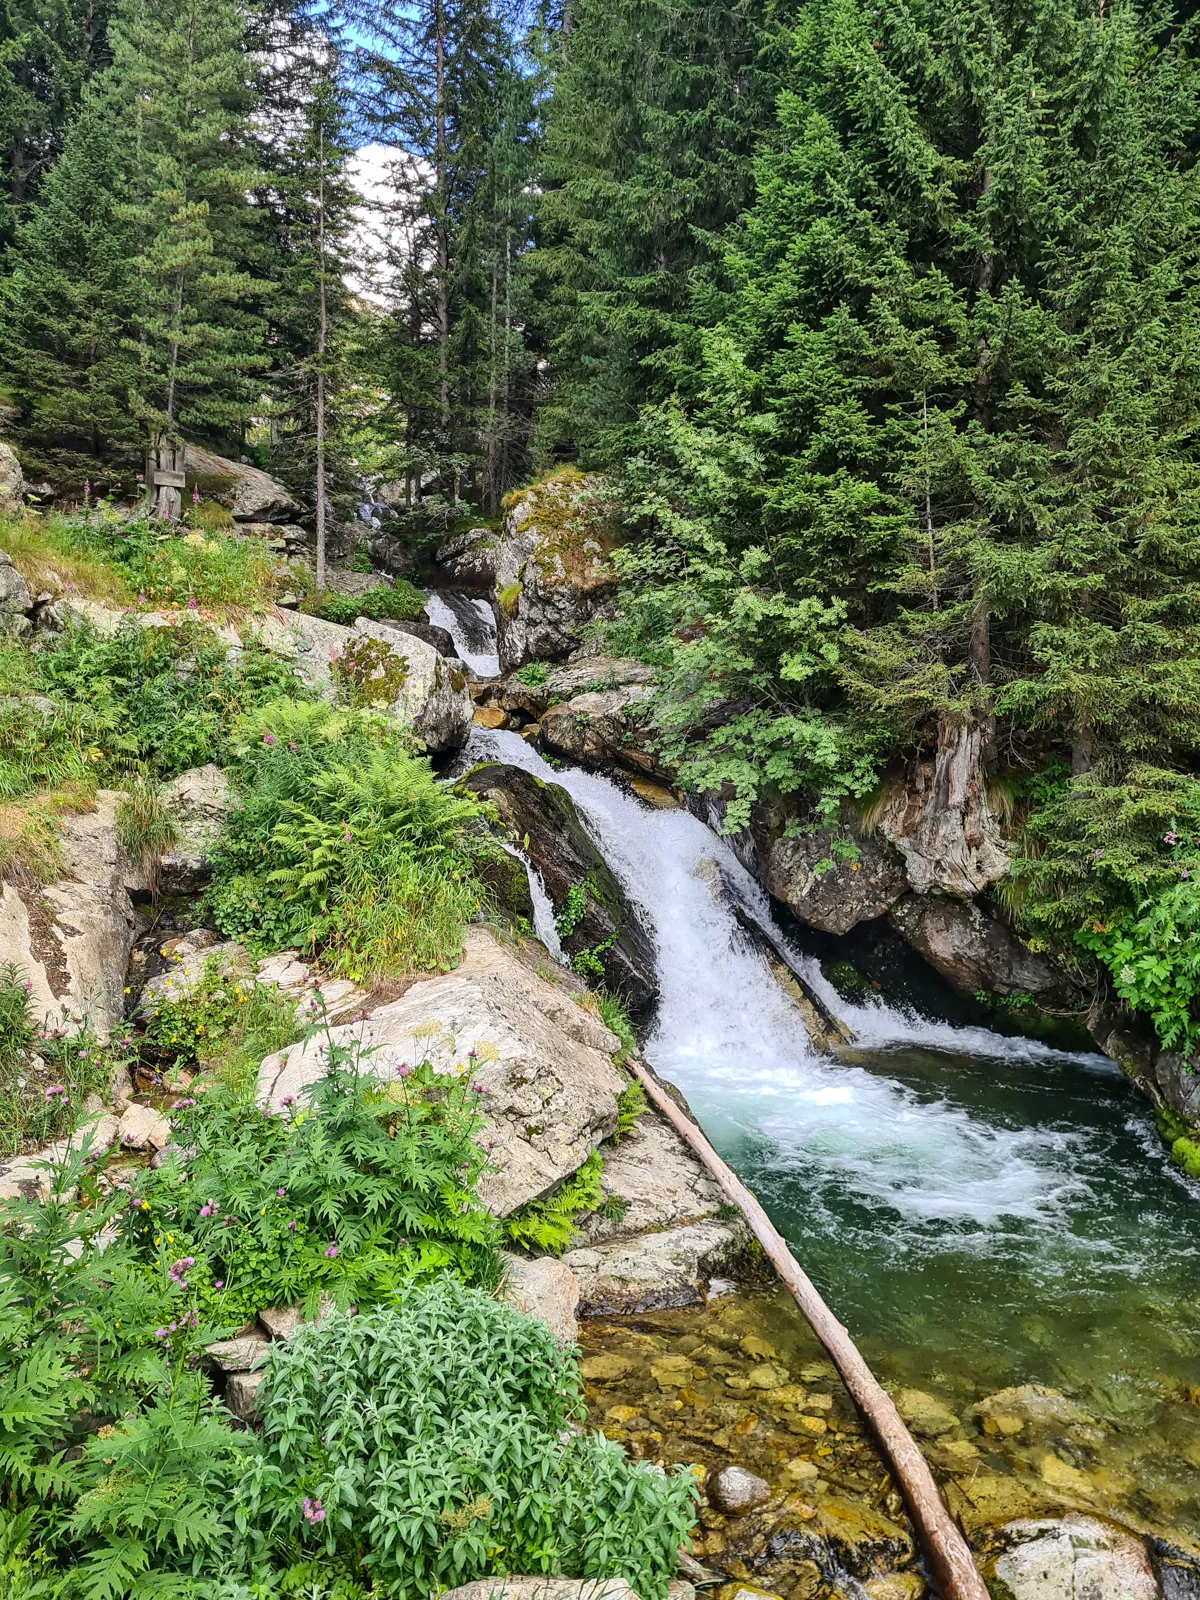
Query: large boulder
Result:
<box><xmin>436</xmin><ymin>526</ymin><xmax>500</xmax><ymax>593</ymax></box>
<box><xmin>489</xmin><ymin>655</ymin><xmax>655</xmax><ymax>722</ymax></box>
<box><xmin>457</xmin><ymin>762</ymin><xmax>657</xmax><ymax>1012</ymax></box>
<box><xmin>184</xmin><ymin>444</ymin><xmax>302</xmax><ymax>523</ymax></box>
<box><xmin>561</xmin><ymin>1216</ymin><xmax>749</xmax><ymax>1315</ymax></box>
<box><xmin>0</xmin><ymin>442</ymin><xmax>24</xmax><ymax>516</ymax></box>
<box><xmin>257</xmin><ymin>927</ymin><xmax>627</xmax><ymax>1216</ymax></box>
<box><xmin>1087</xmin><ymin>998</ymin><xmax>1200</xmax><ymax>1129</ymax></box>
<box><xmin>493</xmin><ymin>471</ymin><xmax>618</xmax><ymax>671</ymax></box>
<box><xmin>888</xmin><ymin>895</ymin><xmax>1080</xmax><ymax>1009</ymax></box>
<box><xmin>0</xmin><ymin>548</ymin><xmax>32</xmax><ymax>639</ymax></box>
<box><xmin>0</xmin><ymin>792</ymin><xmax>139</xmax><ymax>1037</ymax></box>
<box><xmin>157</xmin><ymin>763</ymin><xmax>233</xmax><ymax>894</ymax></box>
<box><xmin>539</xmin><ymin>686</ymin><xmax>660</xmax><ymax>775</ymax></box>
<box><xmin>499</xmin><ymin>1252</ymin><xmax>580</xmax><ymax>1345</ymax></box>
<box><xmin>745</xmin><ymin>803</ymin><xmax>908</xmax><ymax>937</ymax></box>
<box><xmin>572</xmin><ymin>1111</ymin><xmax>727</xmax><ymax>1244</ymax></box>
<box><xmin>988</xmin><ymin>1515</ymin><xmax>1156</xmax><ymax>1600</ymax></box>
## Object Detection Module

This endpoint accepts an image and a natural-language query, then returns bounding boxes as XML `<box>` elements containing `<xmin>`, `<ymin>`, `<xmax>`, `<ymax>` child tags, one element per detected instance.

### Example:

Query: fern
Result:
<box><xmin>505</xmin><ymin>1151</ymin><xmax>605</xmax><ymax>1255</ymax></box>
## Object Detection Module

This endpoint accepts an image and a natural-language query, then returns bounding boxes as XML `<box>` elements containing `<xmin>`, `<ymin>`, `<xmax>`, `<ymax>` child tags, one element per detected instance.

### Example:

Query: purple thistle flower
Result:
<box><xmin>287</xmin><ymin>1219</ymin><xmax>297</xmax><ymax>1230</ymax></box>
<box><xmin>288</xmin><ymin>741</ymin><xmax>297</xmax><ymax>752</ymax></box>
<box><xmin>187</xmin><ymin>596</ymin><xmax>199</xmax><ymax>610</ymax></box>
<box><xmin>281</xmin><ymin>1095</ymin><xmax>296</xmax><ymax>1107</ymax></box>
<box><xmin>303</xmin><ymin>1497</ymin><xmax>325</xmax><ymax>1524</ymax></box>
<box><xmin>214</xmin><ymin>1280</ymin><xmax>224</xmax><ymax>1290</ymax></box>
<box><xmin>263</xmin><ymin>731</ymin><xmax>277</xmax><ymax>746</ymax></box>
<box><xmin>276</xmin><ymin>1187</ymin><xmax>286</xmax><ymax>1197</ymax></box>
<box><xmin>43</xmin><ymin>1084</ymin><xmax>67</xmax><ymax>1101</ymax></box>
<box><xmin>154</xmin><ymin>1327</ymin><xmax>168</xmax><ymax>1340</ymax></box>
<box><xmin>324</xmin><ymin>1242</ymin><xmax>339</xmax><ymax>1259</ymax></box>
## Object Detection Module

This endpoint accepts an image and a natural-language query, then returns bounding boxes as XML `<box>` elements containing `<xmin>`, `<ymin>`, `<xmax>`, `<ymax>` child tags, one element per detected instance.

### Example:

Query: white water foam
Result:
<box><xmin>425</xmin><ymin>592</ymin><xmax>500</xmax><ymax>678</ymax></box>
<box><xmin>463</xmin><ymin>727</ymin><xmax>1098</xmax><ymax>1236</ymax></box>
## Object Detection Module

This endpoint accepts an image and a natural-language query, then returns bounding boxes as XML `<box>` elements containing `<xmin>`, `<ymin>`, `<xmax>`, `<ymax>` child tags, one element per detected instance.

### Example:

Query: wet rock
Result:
<box><xmin>562</xmin><ymin>1217</ymin><xmax>749</xmax><ymax>1314</ymax></box>
<box><xmin>812</xmin><ymin>1497</ymin><xmax>914</xmax><ymax>1579</ymax></box>
<box><xmin>889</xmin><ymin>896</ymin><xmax>1080</xmax><ymax>1009</ymax></box>
<box><xmin>573</xmin><ymin>1112</ymin><xmax>727</xmax><ymax>1244</ymax></box>
<box><xmin>457</xmin><ymin>762</ymin><xmax>657</xmax><ymax>1011</ymax></box>
<box><xmin>893</xmin><ymin>1387</ymin><xmax>959</xmax><ymax>1438</ymax></box>
<box><xmin>436</xmin><ymin>526</ymin><xmax>499</xmax><ymax>593</ymax></box>
<box><xmin>717</xmin><ymin>1587</ymin><xmax>783</xmax><ymax>1600</ymax></box>
<box><xmin>1087</xmin><ymin>998</ymin><xmax>1200</xmax><ymax>1129</ymax></box>
<box><xmin>184</xmin><ymin>444</ymin><xmax>301</xmax><ymax>523</ymax></box>
<box><xmin>966</xmin><ymin>1385</ymin><xmax>1091</xmax><ymax>1437</ymax></box>
<box><xmin>372</xmin><ymin>616</ymin><xmax>457</xmax><ymax>658</ymax></box>
<box><xmin>991</xmin><ymin>1515</ymin><xmax>1157</xmax><ymax>1600</ymax></box>
<box><xmin>708</xmin><ymin>1465</ymin><xmax>771</xmax><ymax>1515</ymax></box>
<box><xmin>258</xmin><ymin>927</ymin><xmax>626</xmax><ymax>1217</ymax></box>
<box><xmin>493</xmin><ymin>470</ymin><xmax>618</xmax><ymax>671</ymax></box>
<box><xmin>579</xmin><ymin>1353</ymin><xmax>635</xmax><ymax>1382</ymax></box>
<box><xmin>500</xmin><ymin>1252</ymin><xmax>580</xmax><ymax>1345</ymax></box>
<box><xmin>747</xmin><ymin>803</ymin><xmax>908</xmax><ymax>937</ymax></box>
<box><xmin>492</xmin><ymin>655</ymin><xmax>655</xmax><ymax>721</ymax></box>
<box><xmin>156</xmin><ymin>763</ymin><xmax>232</xmax><ymax>894</ymax></box>
<box><xmin>116</xmin><ymin>1103</ymin><xmax>171</xmax><ymax>1151</ymax></box>
<box><xmin>224</xmin><ymin>1369</ymin><xmax>265</xmax><ymax>1422</ymax></box>
<box><xmin>0</xmin><ymin>444</ymin><xmax>25</xmax><ymax>516</ymax></box>
<box><xmin>783</xmin><ymin>1459</ymin><xmax>820</xmax><ymax>1485</ymax></box>
<box><xmin>0</xmin><ymin>791</ymin><xmax>139</xmax><ymax>1037</ymax></box>
<box><xmin>540</xmin><ymin>685</ymin><xmax>659</xmax><ymax>776</ymax></box>
<box><xmin>439</xmin><ymin>1581</ymin><xmax>640</xmax><ymax>1600</ymax></box>
<box><xmin>862</xmin><ymin>1577</ymin><xmax>925</xmax><ymax>1600</ymax></box>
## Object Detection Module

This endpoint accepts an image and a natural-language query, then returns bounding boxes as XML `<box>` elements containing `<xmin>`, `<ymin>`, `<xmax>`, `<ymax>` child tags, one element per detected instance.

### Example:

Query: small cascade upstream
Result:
<box><xmin>425</xmin><ymin>591</ymin><xmax>500</xmax><ymax>678</ymax></box>
<box><xmin>462</xmin><ymin>724</ymin><xmax>1200</xmax><ymax>1522</ymax></box>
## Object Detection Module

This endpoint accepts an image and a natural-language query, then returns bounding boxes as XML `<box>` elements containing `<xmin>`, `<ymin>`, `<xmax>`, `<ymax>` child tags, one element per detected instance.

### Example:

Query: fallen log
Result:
<box><xmin>625</xmin><ymin>1056</ymin><xmax>989</xmax><ymax>1600</ymax></box>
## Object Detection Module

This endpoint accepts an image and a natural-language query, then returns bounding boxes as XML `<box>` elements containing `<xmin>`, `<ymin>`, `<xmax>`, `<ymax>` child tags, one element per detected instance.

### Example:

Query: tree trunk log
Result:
<box><xmin>624</xmin><ymin>1057</ymin><xmax>990</xmax><ymax>1600</ymax></box>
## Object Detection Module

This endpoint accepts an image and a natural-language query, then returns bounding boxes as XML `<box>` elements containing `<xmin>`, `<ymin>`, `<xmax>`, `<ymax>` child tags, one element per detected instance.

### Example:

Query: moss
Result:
<box><xmin>1171</xmin><ymin>1135</ymin><xmax>1200</xmax><ymax>1178</ymax></box>
<box><xmin>331</xmin><ymin>635</ymin><xmax>410</xmax><ymax>708</ymax></box>
<box><xmin>497</xmin><ymin>581</ymin><xmax>522</xmax><ymax>616</ymax></box>
<box><xmin>1157</xmin><ymin>1106</ymin><xmax>1200</xmax><ymax>1176</ymax></box>
<box><xmin>501</xmin><ymin>468</ymin><xmax>616</xmax><ymax>591</ymax></box>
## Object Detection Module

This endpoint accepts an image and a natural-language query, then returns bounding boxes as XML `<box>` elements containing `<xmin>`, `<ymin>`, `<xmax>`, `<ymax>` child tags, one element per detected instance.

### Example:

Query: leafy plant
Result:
<box><xmin>514</xmin><ymin>660</ymin><xmax>550</xmax><ymax>687</ymax></box>
<box><xmin>554</xmin><ymin>881</ymin><xmax>589</xmax><ymax>939</ymax></box>
<box><xmin>0</xmin><ymin>964</ymin><xmax>34</xmax><ymax>1072</ymax></box>
<box><xmin>237</xmin><ymin>1283</ymin><xmax>698</xmax><ymax>1599</ymax></box>
<box><xmin>0</xmin><ymin>1023</ymin><xmax>131</xmax><ymax>1159</ymax></box>
<box><xmin>505</xmin><ymin>1150</ymin><xmax>605</xmax><ymax>1255</ymax></box>
<box><xmin>331</xmin><ymin>634</ymin><xmax>409</xmax><ymax>709</ymax></box>
<box><xmin>310</xmin><ymin>579</ymin><xmax>426</xmax><ymax>627</ymax></box>
<box><xmin>613</xmin><ymin>1076</ymin><xmax>647</xmax><ymax>1142</ymax></box>
<box><xmin>116</xmin><ymin>778</ymin><xmax>180</xmax><ymax>894</ymax></box>
<box><xmin>595</xmin><ymin>991</ymin><xmax>636</xmax><ymax>1068</ymax></box>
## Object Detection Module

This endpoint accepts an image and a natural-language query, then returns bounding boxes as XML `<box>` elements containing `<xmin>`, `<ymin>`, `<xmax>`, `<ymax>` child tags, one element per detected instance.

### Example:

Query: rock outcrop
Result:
<box><xmin>0</xmin><ymin>442</ymin><xmax>24</xmax><ymax>516</ymax></box>
<box><xmin>458</xmin><ymin>762</ymin><xmax>657</xmax><ymax>1012</ymax></box>
<box><xmin>540</xmin><ymin>685</ymin><xmax>660</xmax><ymax>775</ymax></box>
<box><xmin>500</xmin><ymin>1252</ymin><xmax>581</xmax><ymax>1345</ymax></box>
<box><xmin>493</xmin><ymin>471</ymin><xmax>617</xmax><ymax>671</ymax></box>
<box><xmin>157</xmin><ymin>763</ymin><xmax>233</xmax><ymax>894</ymax></box>
<box><xmin>486</xmin><ymin>656</ymin><xmax>655</xmax><ymax>723</ymax></box>
<box><xmin>436</xmin><ymin>526</ymin><xmax>500</xmax><ymax>593</ymax></box>
<box><xmin>742</xmin><ymin>802</ymin><xmax>908</xmax><ymax>937</ymax></box>
<box><xmin>184</xmin><ymin>444</ymin><xmax>302</xmax><ymax>524</ymax></box>
<box><xmin>1086</xmin><ymin>998</ymin><xmax>1200</xmax><ymax>1129</ymax></box>
<box><xmin>573</xmin><ymin>1112</ymin><xmax>728</xmax><ymax>1245</ymax></box>
<box><xmin>987</xmin><ymin>1515</ymin><xmax>1157</xmax><ymax>1600</ymax></box>
<box><xmin>0</xmin><ymin>549</ymin><xmax>32</xmax><ymax>638</ymax></box>
<box><xmin>0</xmin><ymin>791</ymin><xmax>139</xmax><ymax>1037</ymax></box>
<box><xmin>888</xmin><ymin>896</ymin><xmax>1081</xmax><ymax>1010</ymax></box>
<box><xmin>258</xmin><ymin>927</ymin><xmax>628</xmax><ymax>1217</ymax></box>
<box><xmin>562</xmin><ymin>1218</ymin><xmax>749</xmax><ymax>1315</ymax></box>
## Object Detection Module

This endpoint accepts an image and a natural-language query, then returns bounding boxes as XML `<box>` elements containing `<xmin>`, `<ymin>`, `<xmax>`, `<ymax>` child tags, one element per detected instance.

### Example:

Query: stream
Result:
<box><xmin>434</xmin><ymin>603</ymin><xmax>1200</xmax><ymax>1548</ymax></box>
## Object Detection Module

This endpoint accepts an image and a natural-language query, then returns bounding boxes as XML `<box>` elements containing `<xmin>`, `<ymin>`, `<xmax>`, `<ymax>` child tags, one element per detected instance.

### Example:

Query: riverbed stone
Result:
<box><xmin>966</xmin><ymin>1384</ymin><xmax>1092</xmax><ymax>1437</ymax></box>
<box><xmin>708</xmin><ymin>1465</ymin><xmax>771</xmax><ymax>1515</ymax></box>
<box><xmin>500</xmin><ymin>1252</ymin><xmax>580</xmax><ymax>1345</ymax></box>
<box><xmin>562</xmin><ymin>1217</ymin><xmax>750</xmax><ymax>1314</ymax></box>
<box><xmin>893</xmin><ymin>1387</ymin><xmax>959</xmax><ymax>1438</ymax></box>
<box><xmin>116</xmin><ymin>1102</ymin><xmax>171</xmax><ymax>1151</ymax></box>
<box><xmin>814</xmin><ymin>1497</ymin><xmax>914</xmax><ymax>1579</ymax></box>
<box><xmin>258</xmin><ymin>927</ymin><xmax>625</xmax><ymax>1217</ymax></box>
<box><xmin>991</xmin><ymin>1515</ymin><xmax>1157</xmax><ymax>1600</ymax></box>
<box><xmin>138</xmin><ymin>940</ymin><xmax>251</xmax><ymax>1017</ymax></box>
<box><xmin>579</xmin><ymin>1353</ymin><xmax>635</xmax><ymax>1383</ymax></box>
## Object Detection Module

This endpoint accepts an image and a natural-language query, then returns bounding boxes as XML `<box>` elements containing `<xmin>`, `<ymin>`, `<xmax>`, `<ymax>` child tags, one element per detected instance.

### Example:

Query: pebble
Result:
<box><xmin>708</xmin><ymin>1464</ymin><xmax>771</xmax><ymax>1515</ymax></box>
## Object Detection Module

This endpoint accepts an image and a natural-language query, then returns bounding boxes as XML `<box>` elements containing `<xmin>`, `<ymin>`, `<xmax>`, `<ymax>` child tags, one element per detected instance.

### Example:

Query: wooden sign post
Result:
<box><xmin>146</xmin><ymin>434</ymin><xmax>186</xmax><ymax>520</ymax></box>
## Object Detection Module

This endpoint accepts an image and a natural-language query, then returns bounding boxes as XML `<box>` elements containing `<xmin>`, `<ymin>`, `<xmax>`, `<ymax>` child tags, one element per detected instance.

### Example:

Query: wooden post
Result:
<box><xmin>625</xmin><ymin>1057</ymin><xmax>990</xmax><ymax>1600</ymax></box>
<box><xmin>148</xmin><ymin>433</ymin><xmax>186</xmax><ymax>521</ymax></box>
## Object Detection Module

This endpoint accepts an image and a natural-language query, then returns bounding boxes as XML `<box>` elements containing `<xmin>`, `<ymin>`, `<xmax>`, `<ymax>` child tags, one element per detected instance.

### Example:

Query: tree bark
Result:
<box><xmin>434</xmin><ymin>1</ymin><xmax>452</xmax><ymax>491</ymax></box>
<box><xmin>315</xmin><ymin>119</ymin><xmax>328</xmax><ymax>594</ymax></box>
<box><xmin>625</xmin><ymin>1057</ymin><xmax>991</xmax><ymax>1600</ymax></box>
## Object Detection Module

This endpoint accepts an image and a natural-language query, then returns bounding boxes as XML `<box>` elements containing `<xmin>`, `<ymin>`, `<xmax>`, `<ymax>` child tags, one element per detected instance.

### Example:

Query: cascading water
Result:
<box><xmin>425</xmin><ymin>591</ymin><xmax>500</xmax><ymax>678</ymax></box>
<box><xmin>463</xmin><ymin>725</ymin><xmax>1200</xmax><ymax>1524</ymax></box>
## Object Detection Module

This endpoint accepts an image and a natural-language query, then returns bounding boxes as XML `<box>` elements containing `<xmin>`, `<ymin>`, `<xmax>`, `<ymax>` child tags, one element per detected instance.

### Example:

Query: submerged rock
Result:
<box><xmin>893</xmin><ymin>1387</ymin><xmax>959</xmax><ymax>1438</ymax></box>
<box><xmin>966</xmin><ymin>1384</ymin><xmax>1093</xmax><ymax>1437</ymax></box>
<box><xmin>458</xmin><ymin>761</ymin><xmax>657</xmax><ymax>1010</ymax></box>
<box><xmin>258</xmin><ymin>927</ymin><xmax>626</xmax><ymax>1216</ymax></box>
<box><xmin>990</xmin><ymin>1515</ymin><xmax>1157</xmax><ymax>1600</ymax></box>
<box><xmin>708</xmin><ymin>1464</ymin><xmax>771</xmax><ymax>1515</ymax></box>
<box><xmin>493</xmin><ymin>470</ymin><xmax>618</xmax><ymax>671</ymax></box>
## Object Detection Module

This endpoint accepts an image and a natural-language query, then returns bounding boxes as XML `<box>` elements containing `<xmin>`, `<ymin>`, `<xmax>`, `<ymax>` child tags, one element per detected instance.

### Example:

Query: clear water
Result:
<box><xmin>465</xmin><ymin>727</ymin><xmax>1200</xmax><ymax>1538</ymax></box>
<box><xmin>425</xmin><ymin>591</ymin><xmax>500</xmax><ymax>678</ymax></box>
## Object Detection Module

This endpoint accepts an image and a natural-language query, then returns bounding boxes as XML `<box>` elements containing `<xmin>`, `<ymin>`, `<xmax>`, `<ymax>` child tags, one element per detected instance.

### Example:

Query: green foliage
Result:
<box><xmin>596</xmin><ymin>991</ymin><xmax>637</xmax><ymax>1069</ymax></box>
<box><xmin>505</xmin><ymin>1151</ymin><xmax>605</xmax><ymax>1255</ymax></box>
<box><xmin>514</xmin><ymin>660</ymin><xmax>550</xmax><ymax>687</ymax></box>
<box><xmin>613</xmin><ymin>1076</ymin><xmax>647</xmax><ymax>1142</ymax></box>
<box><xmin>0</xmin><ymin>1023</ymin><xmax>130</xmax><ymax>1159</ymax></box>
<box><xmin>0</xmin><ymin>964</ymin><xmax>34</xmax><ymax>1073</ymax></box>
<box><xmin>115</xmin><ymin>778</ymin><xmax>179</xmax><ymax>893</ymax></box>
<box><xmin>131</xmin><ymin>1040</ymin><xmax>502</xmax><ymax>1327</ymax></box>
<box><xmin>554</xmin><ymin>881</ymin><xmax>589</xmax><ymax>939</ymax></box>
<box><xmin>309</xmin><ymin>579</ymin><xmax>426</xmax><ymax>627</ymax></box>
<box><xmin>144</xmin><ymin>953</ymin><xmax>289</xmax><ymax>1077</ymax></box>
<box><xmin>208</xmin><ymin>702</ymin><xmax>498</xmax><ymax>980</ymax></box>
<box><xmin>27</xmin><ymin>616</ymin><xmax>302</xmax><ymax>786</ymax></box>
<box><xmin>237</xmin><ymin>1284</ymin><xmax>697</xmax><ymax>1598</ymax></box>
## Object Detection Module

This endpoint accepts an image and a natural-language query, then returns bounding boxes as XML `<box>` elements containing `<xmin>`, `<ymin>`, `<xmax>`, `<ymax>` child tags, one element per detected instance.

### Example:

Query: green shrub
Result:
<box><xmin>207</xmin><ymin>703</ymin><xmax>499</xmax><ymax>980</ymax></box>
<box><xmin>116</xmin><ymin>778</ymin><xmax>180</xmax><ymax>893</ymax></box>
<box><xmin>0</xmin><ymin>964</ymin><xmax>34</xmax><ymax>1072</ymax></box>
<box><xmin>144</xmin><ymin>953</ymin><xmax>296</xmax><ymax>1083</ymax></box>
<box><xmin>130</xmin><ymin>1039</ymin><xmax>502</xmax><ymax>1325</ymax></box>
<box><xmin>596</xmin><ymin>991</ymin><xmax>637</xmax><ymax>1069</ymax></box>
<box><xmin>514</xmin><ymin>660</ymin><xmax>550</xmax><ymax>687</ymax></box>
<box><xmin>0</xmin><ymin>1024</ymin><xmax>127</xmax><ymax>1158</ymax></box>
<box><xmin>237</xmin><ymin>1283</ymin><xmax>698</xmax><ymax>1599</ymax></box>
<box><xmin>310</xmin><ymin>579</ymin><xmax>426</xmax><ymax>627</ymax></box>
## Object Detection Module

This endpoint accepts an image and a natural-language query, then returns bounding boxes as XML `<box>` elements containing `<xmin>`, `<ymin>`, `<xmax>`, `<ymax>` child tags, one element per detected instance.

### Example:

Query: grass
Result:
<box><xmin>0</xmin><ymin>783</ymin><xmax>94</xmax><ymax>884</ymax></box>
<box><xmin>116</xmin><ymin>779</ymin><xmax>180</xmax><ymax>894</ymax></box>
<box><xmin>306</xmin><ymin>577</ymin><xmax>427</xmax><ymax>627</ymax></box>
<box><xmin>0</xmin><ymin>510</ymin><xmax>133</xmax><ymax>606</ymax></box>
<box><xmin>0</xmin><ymin>1015</ymin><xmax>124</xmax><ymax>1158</ymax></box>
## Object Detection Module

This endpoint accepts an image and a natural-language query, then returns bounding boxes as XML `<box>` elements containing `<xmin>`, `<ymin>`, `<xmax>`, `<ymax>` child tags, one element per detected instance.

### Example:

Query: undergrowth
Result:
<box><xmin>308</xmin><ymin>578</ymin><xmax>426</xmax><ymax>627</ymax></box>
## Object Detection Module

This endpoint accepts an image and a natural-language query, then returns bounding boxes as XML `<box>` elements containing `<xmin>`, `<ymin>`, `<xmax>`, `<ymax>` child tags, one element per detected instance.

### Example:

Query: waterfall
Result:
<box><xmin>425</xmin><ymin>592</ymin><xmax>500</xmax><ymax>679</ymax></box>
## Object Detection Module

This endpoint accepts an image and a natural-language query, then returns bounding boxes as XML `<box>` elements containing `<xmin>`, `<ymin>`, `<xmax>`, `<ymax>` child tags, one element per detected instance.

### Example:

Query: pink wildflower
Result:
<box><xmin>303</xmin><ymin>1497</ymin><xmax>325</xmax><ymax>1524</ymax></box>
<box><xmin>324</xmin><ymin>1242</ymin><xmax>339</xmax><ymax>1259</ymax></box>
<box><xmin>263</xmin><ymin>731</ymin><xmax>276</xmax><ymax>746</ymax></box>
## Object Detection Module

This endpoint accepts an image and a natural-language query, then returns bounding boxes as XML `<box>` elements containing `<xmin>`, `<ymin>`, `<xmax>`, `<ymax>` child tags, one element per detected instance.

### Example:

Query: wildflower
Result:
<box><xmin>78</xmin><ymin>1048</ymin><xmax>88</xmax><ymax>1059</ymax></box>
<box><xmin>154</xmin><ymin>1327</ymin><xmax>168</xmax><ymax>1340</ymax></box>
<box><xmin>1094</xmin><ymin>849</ymin><xmax>1102</xmax><ymax>860</ymax></box>
<box><xmin>214</xmin><ymin>1280</ymin><xmax>224</xmax><ymax>1290</ymax></box>
<box><xmin>1184</xmin><ymin>869</ymin><xmax>1191</xmax><ymax>880</ymax></box>
<box><xmin>288</xmin><ymin>741</ymin><xmax>297</xmax><ymax>752</ymax></box>
<box><xmin>43</xmin><ymin>1084</ymin><xmax>67</xmax><ymax>1101</ymax></box>
<box><xmin>287</xmin><ymin>1219</ymin><xmax>297</xmax><ymax>1231</ymax></box>
<box><xmin>138</xmin><ymin>593</ymin><xmax>147</xmax><ymax>603</ymax></box>
<box><xmin>263</xmin><ymin>731</ymin><xmax>277</xmax><ymax>746</ymax></box>
<box><xmin>1164</xmin><ymin>830</ymin><xmax>1178</xmax><ymax>845</ymax></box>
<box><xmin>277</xmin><ymin>1187</ymin><xmax>286</xmax><ymax>1197</ymax></box>
<box><xmin>199</xmin><ymin>1201</ymin><xmax>218</xmax><ymax>1218</ymax></box>
<box><xmin>187</xmin><ymin>596</ymin><xmax>199</xmax><ymax>610</ymax></box>
<box><xmin>324</xmin><ymin>1242</ymin><xmax>339</xmax><ymax>1259</ymax></box>
<box><xmin>192</xmin><ymin>490</ymin><xmax>200</xmax><ymax>504</ymax></box>
<box><xmin>282</xmin><ymin>1094</ymin><xmax>296</xmax><ymax>1107</ymax></box>
<box><xmin>395</xmin><ymin>1064</ymin><xmax>412</xmax><ymax>1079</ymax></box>
<box><xmin>343</xmin><ymin>827</ymin><xmax>352</xmax><ymax>843</ymax></box>
<box><xmin>303</xmin><ymin>1497</ymin><xmax>325</xmax><ymax>1525</ymax></box>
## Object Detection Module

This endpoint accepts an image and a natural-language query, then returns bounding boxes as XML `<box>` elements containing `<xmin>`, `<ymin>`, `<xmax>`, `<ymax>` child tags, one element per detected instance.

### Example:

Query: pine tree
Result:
<box><xmin>0</xmin><ymin>91</ymin><xmax>140</xmax><ymax>476</ymax></box>
<box><xmin>532</xmin><ymin>0</ymin><xmax>779</xmax><ymax>463</ymax></box>
<box><xmin>107</xmin><ymin>0</ymin><xmax>268</xmax><ymax>513</ymax></box>
<box><xmin>614</xmin><ymin>0</ymin><xmax>1200</xmax><ymax>821</ymax></box>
